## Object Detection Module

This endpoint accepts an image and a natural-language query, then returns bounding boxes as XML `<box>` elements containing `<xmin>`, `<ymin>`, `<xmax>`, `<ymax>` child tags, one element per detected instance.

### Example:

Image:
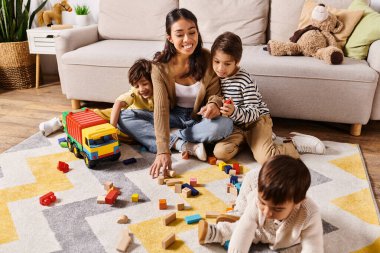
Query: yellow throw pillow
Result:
<box><xmin>298</xmin><ymin>0</ymin><xmax>363</xmax><ymax>49</ymax></box>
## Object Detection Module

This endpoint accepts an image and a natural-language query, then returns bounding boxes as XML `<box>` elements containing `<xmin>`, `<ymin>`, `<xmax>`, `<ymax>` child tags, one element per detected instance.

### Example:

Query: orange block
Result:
<box><xmin>159</xmin><ymin>199</ymin><xmax>167</xmax><ymax>210</ymax></box>
<box><xmin>208</xmin><ymin>156</ymin><xmax>217</xmax><ymax>165</ymax></box>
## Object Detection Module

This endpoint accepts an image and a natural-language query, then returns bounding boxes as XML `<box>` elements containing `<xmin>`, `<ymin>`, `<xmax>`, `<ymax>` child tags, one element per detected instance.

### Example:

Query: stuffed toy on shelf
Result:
<box><xmin>266</xmin><ymin>3</ymin><xmax>344</xmax><ymax>65</ymax></box>
<box><xmin>37</xmin><ymin>0</ymin><xmax>72</xmax><ymax>27</ymax></box>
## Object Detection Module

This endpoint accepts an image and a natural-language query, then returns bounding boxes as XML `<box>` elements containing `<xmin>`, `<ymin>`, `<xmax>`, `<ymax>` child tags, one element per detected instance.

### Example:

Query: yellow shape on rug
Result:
<box><xmin>128</xmin><ymin>165</ymin><xmax>250</xmax><ymax>252</ymax></box>
<box><xmin>0</xmin><ymin>152</ymin><xmax>76</xmax><ymax>244</ymax></box>
<box><xmin>332</xmin><ymin>188</ymin><xmax>379</xmax><ymax>225</ymax></box>
<box><xmin>330</xmin><ymin>153</ymin><xmax>366</xmax><ymax>180</ymax></box>
<box><xmin>351</xmin><ymin>236</ymin><xmax>380</xmax><ymax>253</ymax></box>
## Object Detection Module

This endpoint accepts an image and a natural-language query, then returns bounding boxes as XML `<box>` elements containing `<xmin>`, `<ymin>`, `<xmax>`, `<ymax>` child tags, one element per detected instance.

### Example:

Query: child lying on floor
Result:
<box><xmin>198</xmin><ymin>155</ymin><xmax>324</xmax><ymax>253</ymax></box>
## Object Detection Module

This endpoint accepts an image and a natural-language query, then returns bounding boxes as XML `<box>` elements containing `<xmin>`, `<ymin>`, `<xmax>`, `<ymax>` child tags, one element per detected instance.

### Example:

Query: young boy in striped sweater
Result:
<box><xmin>211</xmin><ymin>32</ymin><xmax>326</xmax><ymax>164</ymax></box>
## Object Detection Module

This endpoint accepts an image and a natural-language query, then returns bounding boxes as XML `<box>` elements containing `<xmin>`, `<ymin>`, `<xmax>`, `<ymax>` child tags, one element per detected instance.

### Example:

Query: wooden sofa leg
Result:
<box><xmin>350</xmin><ymin>123</ymin><xmax>362</xmax><ymax>136</ymax></box>
<box><xmin>71</xmin><ymin>99</ymin><xmax>81</xmax><ymax>110</ymax></box>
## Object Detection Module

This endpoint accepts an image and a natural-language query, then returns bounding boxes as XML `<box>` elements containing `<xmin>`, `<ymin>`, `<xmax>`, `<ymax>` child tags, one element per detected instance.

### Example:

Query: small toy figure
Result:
<box><xmin>37</xmin><ymin>0</ymin><xmax>72</xmax><ymax>27</ymax></box>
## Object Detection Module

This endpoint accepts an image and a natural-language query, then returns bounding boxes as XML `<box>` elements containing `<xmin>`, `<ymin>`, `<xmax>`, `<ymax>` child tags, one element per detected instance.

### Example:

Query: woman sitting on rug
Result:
<box><xmin>118</xmin><ymin>8</ymin><xmax>233</xmax><ymax>178</ymax></box>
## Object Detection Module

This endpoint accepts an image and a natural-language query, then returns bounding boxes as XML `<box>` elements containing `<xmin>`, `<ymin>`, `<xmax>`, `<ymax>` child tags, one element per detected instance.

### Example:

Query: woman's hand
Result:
<box><xmin>149</xmin><ymin>153</ymin><xmax>172</xmax><ymax>178</ymax></box>
<box><xmin>198</xmin><ymin>103</ymin><xmax>221</xmax><ymax>119</ymax></box>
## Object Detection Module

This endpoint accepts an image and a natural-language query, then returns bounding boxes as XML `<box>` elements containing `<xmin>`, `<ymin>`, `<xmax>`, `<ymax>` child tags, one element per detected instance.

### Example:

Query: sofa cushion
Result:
<box><xmin>298</xmin><ymin>0</ymin><xmax>363</xmax><ymax>49</ymax></box>
<box><xmin>98</xmin><ymin>0</ymin><xmax>178</xmax><ymax>40</ymax></box>
<box><xmin>62</xmin><ymin>40</ymin><xmax>164</xmax><ymax>67</ymax></box>
<box><xmin>180</xmin><ymin>0</ymin><xmax>269</xmax><ymax>45</ymax></box>
<box><xmin>344</xmin><ymin>0</ymin><xmax>380</xmax><ymax>60</ymax></box>
<box><xmin>269</xmin><ymin>0</ymin><xmax>353</xmax><ymax>42</ymax></box>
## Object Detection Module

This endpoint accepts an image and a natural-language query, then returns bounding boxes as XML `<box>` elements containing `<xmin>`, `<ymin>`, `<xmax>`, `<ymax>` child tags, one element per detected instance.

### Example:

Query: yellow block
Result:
<box><xmin>0</xmin><ymin>152</ymin><xmax>76</xmax><ymax>244</ymax></box>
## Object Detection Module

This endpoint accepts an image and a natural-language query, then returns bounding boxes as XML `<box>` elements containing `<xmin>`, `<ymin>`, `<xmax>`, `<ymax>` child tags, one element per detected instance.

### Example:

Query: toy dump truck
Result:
<box><xmin>62</xmin><ymin>108</ymin><xmax>120</xmax><ymax>168</ymax></box>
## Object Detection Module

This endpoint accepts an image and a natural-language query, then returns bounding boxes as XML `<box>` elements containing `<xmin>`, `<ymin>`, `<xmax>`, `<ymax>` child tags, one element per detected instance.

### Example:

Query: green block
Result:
<box><xmin>60</xmin><ymin>142</ymin><xmax>68</xmax><ymax>148</ymax></box>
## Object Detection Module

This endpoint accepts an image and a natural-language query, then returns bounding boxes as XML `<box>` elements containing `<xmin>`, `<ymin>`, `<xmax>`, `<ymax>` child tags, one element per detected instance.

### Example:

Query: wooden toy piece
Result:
<box><xmin>206</xmin><ymin>211</ymin><xmax>221</xmax><ymax>218</ymax></box>
<box><xmin>165</xmin><ymin>178</ymin><xmax>182</xmax><ymax>186</ymax></box>
<box><xmin>37</xmin><ymin>0</ymin><xmax>72</xmax><ymax>27</ymax></box>
<box><xmin>218</xmin><ymin>161</ymin><xmax>227</xmax><ymax>171</ymax></box>
<box><xmin>182</xmin><ymin>151</ymin><xmax>189</xmax><ymax>160</ymax></box>
<box><xmin>159</xmin><ymin>199</ymin><xmax>167</xmax><ymax>210</ymax></box>
<box><xmin>131</xmin><ymin>193</ymin><xmax>139</xmax><ymax>202</ymax></box>
<box><xmin>97</xmin><ymin>195</ymin><xmax>106</xmax><ymax>204</ymax></box>
<box><xmin>226</xmin><ymin>183</ymin><xmax>232</xmax><ymax>193</ymax></box>
<box><xmin>116</xmin><ymin>229</ymin><xmax>131</xmax><ymax>252</ymax></box>
<box><xmin>123</xmin><ymin>158</ymin><xmax>137</xmax><ymax>165</ymax></box>
<box><xmin>168</xmin><ymin>170</ymin><xmax>176</xmax><ymax>178</ymax></box>
<box><xmin>176</xmin><ymin>202</ymin><xmax>185</xmax><ymax>211</ymax></box>
<box><xmin>229</xmin><ymin>169</ymin><xmax>236</xmax><ymax>176</ymax></box>
<box><xmin>58</xmin><ymin>137</ymin><xmax>66</xmax><ymax>143</ymax></box>
<box><xmin>57</xmin><ymin>161</ymin><xmax>69</xmax><ymax>173</ymax></box>
<box><xmin>59</xmin><ymin>142</ymin><xmax>68</xmax><ymax>148</ymax></box>
<box><xmin>235</xmin><ymin>182</ymin><xmax>242</xmax><ymax>194</ymax></box>
<box><xmin>230</xmin><ymin>186</ymin><xmax>238</xmax><ymax>197</ymax></box>
<box><xmin>162</xmin><ymin>233</ymin><xmax>175</xmax><ymax>249</ymax></box>
<box><xmin>230</xmin><ymin>175</ymin><xmax>238</xmax><ymax>185</ymax></box>
<box><xmin>39</xmin><ymin>191</ymin><xmax>57</xmax><ymax>206</ymax></box>
<box><xmin>224</xmin><ymin>165</ymin><xmax>232</xmax><ymax>174</ymax></box>
<box><xmin>190</xmin><ymin>178</ymin><xmax>197</xmax><ymax>187</ymax></box>
<box><xmin>184</xmin><ymin>214</ymin><xmax>202</xmax><ymax>224</ymax></box>
<box><xmin>182</xmin><ymin>187</ymin><xmax>192</xmax><ymax>198</ymax></box>
<box><xmin>104</xmin><ymin>181</ymin><xmax>113</xmax><ymax>191</ymax></box>
<box><xmin>108</xmin><ymin>186</ymin><xmax>121</xmax><ymax>195</ymax></box>
<box><xmin>208</xmin><ymin>156</ymin><xmax>217</xmax><ymax>165</ymax></box>
<box><xmin>181</xmin><ymin>183</ymin><xmax>199</xmax><ymax>196</ymax></box>
<box><xmin>174</xmin><ymin>183</ymin><xmax>182</xmax><ymax>193</ymax></box>
<box><xmin>117</xmin><ymin>215</ymin><xmax>129</xmax><ymax>224</ymax></box>
<box><xmin>158</xmin><ymin>175</ymin><xmax>165</xmax><ymax>185</ymax></box>
<box><xmin>226</xmin><ymin>207</ymin><xmax>234</xmax><ymax>212</ymax></box>
<box><xmin>105</xmin><ymin>189</ymin><xmax>119</xmax><ymax>204</ymax></box>
<box><xmin>233</xmin><ymin>163</ymin><xmax>240</xmax><ymax>174</ymax></box>
<box><xmin>162</xmin><ymin>211</ymin><xmax>176</xmax><ymax>225</ymax></box>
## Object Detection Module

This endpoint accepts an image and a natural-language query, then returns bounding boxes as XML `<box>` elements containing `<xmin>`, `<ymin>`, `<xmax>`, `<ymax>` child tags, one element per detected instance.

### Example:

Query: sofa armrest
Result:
<box><xmin>56</xmin><ymin>24</ymin><xmax>99</xmax><ymax>94</ymax></box>
<box><xmin>368</xmin><ymin>40</ymin><xmax>380</xmax><ymax>72</ymax></box>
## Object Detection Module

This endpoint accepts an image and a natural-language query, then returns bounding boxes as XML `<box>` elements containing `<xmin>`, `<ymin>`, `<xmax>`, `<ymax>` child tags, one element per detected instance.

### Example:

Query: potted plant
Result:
<box><xmin>74</xmin><ymin>4</ymin><xmax>90</xmax><ymax>27</ymax></box>
<box><xmin>0</xmin><ymin>0</ymin><xmax>48</xmax><ymax>89</ymax></box>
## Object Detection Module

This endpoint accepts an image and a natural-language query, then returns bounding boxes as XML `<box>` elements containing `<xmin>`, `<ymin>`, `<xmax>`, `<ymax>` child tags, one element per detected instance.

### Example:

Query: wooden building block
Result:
<box><xmin>105</xmin><ymin>189</ymin><xmax>119</xmax><ymax>205</ymax></box>
<box><xmin>159</xmin><ymin>199</ymin><xmax>167</xmax><ymax>210</ymax></box>
<box><xmin>174</xmin><ymin>183</ymin><xmax>182</xmax><ymax>193</ymax></box>
<box><xmin>158</xmin><ymin>175</ymin><xmax>165</xmax><ymax>185</ymax></box>
<box><xmin>184</xmin><ymin>214</ymin><xmax>202</xmax><ymax>224</ymax></box>
<box><xmin>176</xmin><ymin>202</ymin><xmax>185</xmax><ymax>211</ymax></box>
<box><xmin>233</xmin><ymin>163</ymin><xmax>240</xmax><ymax>174</ymax></box>
<box><xmin>205</xmin><ymin>211</ymin><xmax>221</xmax><ymax>218</ymax></box>
<box><xmin>207</xmin><ymin>156</ymin><xmax>217</xmax><ymax>165</ymax></box>
<box><xmin>162</xmin><ymin>233</ymin><xmax>175</xmax><ymax>249</ymax></box>
<box><xmin>168</xmin><ymin>170</ymin><xmax>176</xmax><ymax>178</ymax></box>
<box><xmin>229</xmin><ymin>169</ymin><xmax>236</xmax><ymax>176</ymax></box>
<box><xmin>166</xmin><ymin>178</ymin><xmax>182</xmax><ymax>186</ymax></box>
<box><xmin>104</xmin><ymin>181</ymin><xmax>113</xmax><ymax>191</ymax></box>
<box><xmin>117</xmin><ymin>215</ymin><xmax>129</xmax><ymax>224</ymax></box>
<box><xmin>116</xmin><ymin>229</ymin><xmax>131</xmax><ymax>252</ymax></box>
<box><xmin>190</xmin><ymin>178</ymin><xmax>197</xmax><ymax>187</ymax></box>
<box><xmin>131</xmin><ymin>193</ymin><xmax>139</xmax><ymax>202</ymax></box>
<box><xmin>182</xmin><ymin>187</ymin><xmax>191</xmax><ymax>198</ymax></box>
<box><xmin>218</xmin><ymin>161</ymin><xmax>227</xmax><ymax>171</ymax></box>
<box><xmin>162</xmin><ymin>212</ymin><xmax>176</xmax><ymax>225</ymax></box>
<box><xmin>97</xmin><ymin>195</ymin><xmax>106</xmax><ymax>204</ymax></box>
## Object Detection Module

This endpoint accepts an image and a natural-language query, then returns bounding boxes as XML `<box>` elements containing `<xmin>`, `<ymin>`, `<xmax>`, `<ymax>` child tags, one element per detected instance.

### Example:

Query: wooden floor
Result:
<box><xmin>1</xmin><ymin>83</ymin><xmax>379</xmax><ymax>208</ymax></box>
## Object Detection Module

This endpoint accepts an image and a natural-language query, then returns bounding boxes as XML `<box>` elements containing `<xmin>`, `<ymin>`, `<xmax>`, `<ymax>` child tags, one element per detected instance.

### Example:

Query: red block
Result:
<box><xmin>40</xmin><ymin>192</ymin><xmax>57</xmax><ymax>206</ymax></box>
<box><xmin>105</xmin><ymin>189</ymin><xmax>119</xmax><ymax>204</ymax></box>
<box><xmin>207</xmin><ymin>156</ymin><xmax>217</xmax><ymax>165</ymax></box>
<box><xmin>233</xmin><ymin>163</ymin><xmax>240</xmax><ymax>174</ymax></box>
<box><xmin>57</xmin><ymin>161</ymin><xmax>69</xmax><ymax>173</ymax></box>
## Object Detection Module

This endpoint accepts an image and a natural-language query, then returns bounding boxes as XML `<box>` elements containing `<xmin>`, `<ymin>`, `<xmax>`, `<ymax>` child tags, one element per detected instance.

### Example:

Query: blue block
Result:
<box><xmin>181</xmin><ymin>183</ymin><xmax>199</xmax><ymax>196</ymax></box>
<box><xmin>123</xmin><ymin>158</ymin><xmax>137</xmax><ymax>165</ymax></box>
<box><xmin>184</xmin><ymin>214</ymin><xmax>202</xmax><ymax>224</ymax></box>
<box><xmin>224</xmin><ymin>165</ymin><xmax>232</xmax><ymax>174</ymax></box>
<box><xmin>234</xmin><ymin>182</ymin><xmax>242</xmax><ymax>194</ymax></box>
<box><xmin>223</xmin><ymin>240</ymin><xmax>230</xmax><ymax>250</ymax></box>
<box><xmin>58</xmin><ymin>137</ymin><xmax>66</xmax><ymax>144</ymax></box>
<box><xmin>230</xmin><ymin>175</ymin><xmax>238</xmax><ymax>184</ymax></box>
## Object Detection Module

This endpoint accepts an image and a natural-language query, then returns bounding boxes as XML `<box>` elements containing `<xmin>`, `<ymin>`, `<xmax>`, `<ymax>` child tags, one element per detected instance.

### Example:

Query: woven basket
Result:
<box><xmin>0</xmin><ymin>41</ymin><xmax>36</xmax><ymax>89</ymax></box>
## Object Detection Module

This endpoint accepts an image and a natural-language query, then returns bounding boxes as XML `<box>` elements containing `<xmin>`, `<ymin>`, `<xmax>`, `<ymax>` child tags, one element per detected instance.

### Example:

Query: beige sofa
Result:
<box><xmin>56</xmin><ymin>0</ymin><xmax>380</xmax><ymax>136</ymax></box>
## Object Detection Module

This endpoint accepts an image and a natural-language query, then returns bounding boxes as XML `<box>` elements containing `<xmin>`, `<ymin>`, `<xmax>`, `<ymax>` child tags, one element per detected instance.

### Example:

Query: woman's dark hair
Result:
<box><xmin>258</xmin><ymin>155</ymin><xmax>311</xmax><ymax>205</ymax></box>
<box><xmin>153</xmin><ymin>8</ymin><xmax>206</xmax><ymax>81</ymax></box>
<box><xmin>211</xmin><ymin>31</ymin><xmax>243</xmax><ymax>62</ymax></box>
<box><xmin>128</xmin><ymin>59</ymin><xmax>152</xmax><ymax>86</ymax></box>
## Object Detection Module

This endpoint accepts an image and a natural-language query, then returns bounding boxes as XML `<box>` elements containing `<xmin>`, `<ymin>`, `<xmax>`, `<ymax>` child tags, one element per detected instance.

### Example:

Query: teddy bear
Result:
<box><xmin>266</xmin><ymin>3</ymin><xmax>344</xmax><ymax>65</ymax></box>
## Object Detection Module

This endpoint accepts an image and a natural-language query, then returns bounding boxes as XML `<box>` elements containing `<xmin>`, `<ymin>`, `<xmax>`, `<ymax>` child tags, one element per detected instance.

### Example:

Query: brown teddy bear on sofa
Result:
<box><xmin>267</xmin><ymin>3</ymin><xmax>344</xmax><ymax>65</ymax></box>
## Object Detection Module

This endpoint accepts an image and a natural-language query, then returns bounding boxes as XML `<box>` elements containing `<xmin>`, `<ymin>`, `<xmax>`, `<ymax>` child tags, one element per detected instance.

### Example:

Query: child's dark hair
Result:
<box><xmin>258</xmin><ymin>155</ymin><xmax>311</xmax><ymax>205</ymax></box>
<box><xmin>153</xmin><ymin>8</ymin><xmax>206</xmax><ymax>81</ymax></box>
<box><xmin>128</xmin><ymin>59</ymin><xmax>152</xmax><ymax>86</ymax></box>
<box><xmin>211</xmin><ymin>31</ymin><xmax>242</xmax><ymax>62</ymax></box>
